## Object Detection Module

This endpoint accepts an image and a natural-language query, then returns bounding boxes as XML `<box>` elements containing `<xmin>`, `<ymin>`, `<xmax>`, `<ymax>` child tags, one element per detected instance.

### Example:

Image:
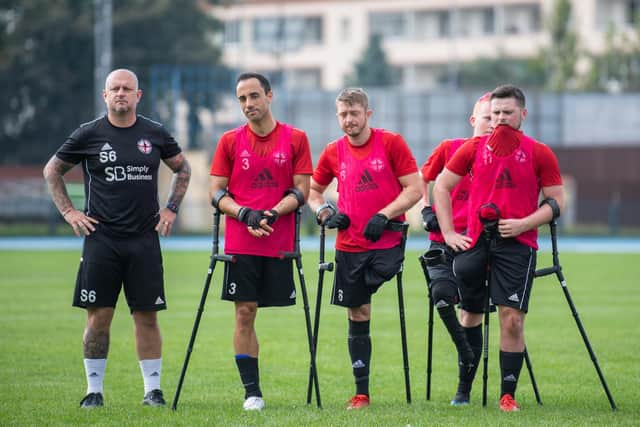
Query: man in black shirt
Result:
<box><xmin>43</xmin><ymin>68</ymin><xmax>191</xmax><ymax>408</ymax></box>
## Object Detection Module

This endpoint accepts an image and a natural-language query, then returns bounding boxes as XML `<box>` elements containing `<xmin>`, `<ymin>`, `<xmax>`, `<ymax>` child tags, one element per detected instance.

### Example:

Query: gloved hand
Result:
<box><xmin>421</xmin><ymin>206</ymin><xmax>440</xmax><ymax>232</ymax></box>
<box><xmin>364</xmin><ymin>213</ymin><xmax>389</xmax><ymax>242</ymax></box>
<box><xmin>237</xmin><ymin>207</ymin><xmax>264</xmax><ymax>229</ymax></box>
<box><xmin>324</xmin><ymin>211</ymin><xmax>350</xmax><ymax>230</ymax></box>
<box><xmin>264</xmin><ymin>209</ymin><xmax>279</xmax><ymax>226</ymax></box>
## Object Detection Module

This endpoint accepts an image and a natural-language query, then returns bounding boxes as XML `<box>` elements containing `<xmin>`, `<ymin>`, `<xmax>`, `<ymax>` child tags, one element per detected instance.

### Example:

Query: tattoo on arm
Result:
<box><xmin>163</xmin><ymin>153</ymin><xmax>191</xmax><ymax>207</ymax></box>
<box><xmin>83</xmin><ymin>329</ymin><xmax>110</xmax><ymax>358</ymax></box>
<box><xmin>43</xmin><ymin>156</ymin><xmax>76</xmax><ymax>215</ymax></box>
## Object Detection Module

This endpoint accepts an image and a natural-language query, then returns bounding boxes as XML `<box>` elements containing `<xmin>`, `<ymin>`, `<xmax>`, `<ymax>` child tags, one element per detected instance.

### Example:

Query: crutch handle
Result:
<box><xmin>534</xmin><ymin>265</ymin><xmax>560</xmax><ymax>277</ymax></box>
<box><xmin>214</xmin><ymin>254</ymin><xmax>235</xmax><ymax>263</ymax></box>
<box><xmin>319</xmin><ymin>262</ymin><xmax>334</xmax><ymax>272</ymax></box>
<box><xmin>386</xmin><ymin>220</ymin><xmax>409</xmax><ymax>233</ymax></box>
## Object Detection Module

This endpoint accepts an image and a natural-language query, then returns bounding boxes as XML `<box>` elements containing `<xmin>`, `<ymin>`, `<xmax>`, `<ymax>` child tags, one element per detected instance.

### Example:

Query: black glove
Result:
<box><xmin>325</xmin><ymin>212</ymin><xmax>350</xmax><ymax>230</ymax></box>
<box><xmin>421</xmin><ymin>206</ymin><xmax>440</xmax><ymax>232</ymax></box>
<box><xmin>364</xmin><ymin>213</ymin><xmax>389</xmax><ymax>242</ymax></box>
<box><xmin>237</xmin><ymin>207</ymin><xmax>264</xmax><ymax>229</ymax></box>
<box><xmin>264</xmin><ymin>209</ymin><xmax>279</xmax><ymax>226</ymax></box>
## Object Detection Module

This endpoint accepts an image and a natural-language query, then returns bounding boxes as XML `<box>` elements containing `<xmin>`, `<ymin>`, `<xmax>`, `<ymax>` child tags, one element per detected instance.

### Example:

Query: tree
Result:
<box><xmin>543</xmin><ymin>0</ymin><xmax>579</xmax><ymax>91</ymax></box>
<box><xmin>454</xmin><ymin>55</ymin><xmax>547</xmax><ymax>90</ymax></box>
<box><xmin>0</xmin><ymin>0</ymin><xmax>223</xmax><ymax>165</ymax></box>
<box><xmin>579</xmin><ymin>21</ymin><xmax>640</xmax><ymax>92</ymax></box>
<box><xmin>346</xmin><ymin>33</ymin><xmax>395</xmax><ymax>87</ymax></box>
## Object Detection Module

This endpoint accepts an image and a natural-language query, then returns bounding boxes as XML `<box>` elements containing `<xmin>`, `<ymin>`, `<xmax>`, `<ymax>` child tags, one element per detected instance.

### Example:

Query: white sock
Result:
<box><xmin>139</xmin><ymin>358</ymin><xmax>162</xmax><ymax>394</ymax></box>
<box><xmin>84</xmin><ymin>358</ymin><xmax>106</xmax><ymax>394</ymax></box>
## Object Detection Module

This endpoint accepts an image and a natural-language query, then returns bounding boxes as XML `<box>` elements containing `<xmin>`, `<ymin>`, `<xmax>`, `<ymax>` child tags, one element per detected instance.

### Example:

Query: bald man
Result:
<box><xmin>43</xmin><ymin>68</ymin><xmax>191</xmax><ymax>408</ymax></box>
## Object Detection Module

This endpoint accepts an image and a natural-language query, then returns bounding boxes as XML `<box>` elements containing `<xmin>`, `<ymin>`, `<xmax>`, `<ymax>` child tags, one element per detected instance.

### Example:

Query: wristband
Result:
<box><xmin>166</xmin><ymin>202</ymin><xmax>179</xmax><ymax>214</ymax></box>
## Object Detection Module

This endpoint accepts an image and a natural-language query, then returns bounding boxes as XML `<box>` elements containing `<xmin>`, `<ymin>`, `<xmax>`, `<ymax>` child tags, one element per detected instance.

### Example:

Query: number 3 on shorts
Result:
<box><xmin>228</xmin><ymin>282</ymin><xmax>237</xmax><ymax>295</ymax></box>
<box><xmin>80</xmin><ymin>289</ymin><xmax>97</xmax><ymax>303</ymax></box>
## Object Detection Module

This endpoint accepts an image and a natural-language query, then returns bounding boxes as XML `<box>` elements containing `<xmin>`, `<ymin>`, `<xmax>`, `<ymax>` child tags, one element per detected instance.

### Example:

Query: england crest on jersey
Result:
<box><xmin>137</xmin><ymin>139</ymin><xmax>152</xmax><ymax>154</ymax></box>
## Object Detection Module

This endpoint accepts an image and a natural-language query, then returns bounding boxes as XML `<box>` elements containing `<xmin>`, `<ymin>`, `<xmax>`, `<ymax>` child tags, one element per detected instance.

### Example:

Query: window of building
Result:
<box><xmin>369</xmin><ymin>12</ymin><xmax>407</xmax><ymax>40</ymax></box>
<box><xmin>224</xmin><ymin>20</ymin><xmax>241</xmax><ymax>44</ymax></box>
<box><xmin>597</xmin><ymin>0</ymin><xmax>640</xmax><ymax>29</ymax></box>
<box><xmin>414</xmin><ymin>10</ymin><xmax>451</xmax><ymax>39</ymax></box>
<box><xmin>253</xmin><ymin>16</ymin><xmax>322</xmax><ymax>52</ymax></box>
<box><xmin>503</xmin><ymin>4</ymin><xmax>541</xmax><ymax>34</ymax></box>
<box><xmin>286</xmin><ymin>68</ymin><xmax>322</xmax><ymax>89</ymax></box>
<box><xmin>457</xmin><ymin>7</ymin><xmax>495</xmax><ymax>37</ymax></box>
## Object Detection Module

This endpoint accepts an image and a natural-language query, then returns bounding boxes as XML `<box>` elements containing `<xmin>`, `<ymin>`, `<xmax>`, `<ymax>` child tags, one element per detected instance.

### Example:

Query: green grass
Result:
<box><xmin>0</xmin><ymin>249</ymin><xmax>638</xmax><ymax>426</ymax></box>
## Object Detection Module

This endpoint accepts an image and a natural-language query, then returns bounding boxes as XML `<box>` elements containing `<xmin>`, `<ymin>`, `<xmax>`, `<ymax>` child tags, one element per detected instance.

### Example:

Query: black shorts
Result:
<box><xmin>72</xmin><ymin>229</ymin><xmax>165</xmax><ymax>312</ymax></box>
<box><xmin>221</xmin><ymin>255</ymin><xmax>295</xmax><ymax>307</ymax></box>
<box><xmin>454</xmin><ymin>237</ymin><xmax>536</xmax><ymax>313</ymax></box>
<box><xmin>331</xmin><ymin>246</ymin><xmax>404</xmax><ymax>308</ymax></box>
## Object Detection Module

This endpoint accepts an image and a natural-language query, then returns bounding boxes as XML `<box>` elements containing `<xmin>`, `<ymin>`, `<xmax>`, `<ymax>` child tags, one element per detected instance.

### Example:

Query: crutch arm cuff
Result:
<box><xmin>284</xmin><ymin>187</ymin><xmax>305</xmax><ymax>208</ymax></box>
<box><xmin>540</xmin><ymin>197</ymin><xmax>560</xmax><ymax>220</ymax></box>
<box><xmin>212</xmin><ymin>189</ymin><xmax>232</xmax><ymax>209</ymax></box>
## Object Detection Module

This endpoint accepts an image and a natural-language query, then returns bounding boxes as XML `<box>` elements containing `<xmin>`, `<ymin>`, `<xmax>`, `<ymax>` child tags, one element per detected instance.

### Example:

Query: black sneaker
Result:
<box><xmin>450</xmin><ymin>391</ymin><xmax>470</xmax><ymax>406</ymax></box>
<box><xmin>142</xmin><ymin>389</ymin><xmax>166</xmax><ymax>406</ymax></box>
<box><xmin>80</xmin><ymin>392</ymin><xmax>104</xmax><ymax>408</ymax></box>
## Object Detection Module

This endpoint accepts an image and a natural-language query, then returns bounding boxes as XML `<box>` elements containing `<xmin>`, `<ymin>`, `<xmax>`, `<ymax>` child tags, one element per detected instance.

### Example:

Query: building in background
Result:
<box><xmin>210</xmin><ymin>0</ymin><xmax>640</xmax><ymax>90</ymax></box>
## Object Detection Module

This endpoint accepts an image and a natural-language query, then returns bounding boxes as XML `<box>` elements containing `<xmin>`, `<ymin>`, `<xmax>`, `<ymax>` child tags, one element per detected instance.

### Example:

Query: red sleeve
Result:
<box><xmin>291</xmin><ymin>128</ymin><xmax>313</xmax><ymax>175</ymax></box>
<box><xmin>383</xmin><ymin>132</ymin><xmax>418</xmax><ymax>177</ymax></box>
<box><xmin>445</xmin><ymin>138</ymin><xmax>478</xmax><ymax>176</ymax></box>
<box><xmin>421</xmin><ymin>140</ymin><xmax>450</xmax><ymax>182</ymax></box>
<box><xmin>209</xmin><ymin>130</ymin><xmax>235</xmax><ymax>177</ymax></box>
<box><xmin>534</xmin><ymin>143</ymin><xmax>563</xmax><ymax>187</ymax></box>
<box><xmin>312</xmin><ymin>142</ymin><xmax>338</xmax><ymax>186</ymax></box>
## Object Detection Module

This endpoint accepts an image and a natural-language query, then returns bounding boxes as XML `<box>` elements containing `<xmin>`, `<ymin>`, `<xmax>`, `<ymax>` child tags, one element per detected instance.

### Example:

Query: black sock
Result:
<box><xmin>500</xmin><ymin>351</ymin><xmax>524</xmax><ymax>397</ymax></box>
<box><xmin>348</xmin><ymin>319</ymin><xmax>371</xmax><ymax>396</ymax></box>
<box><xmin>437</xmin><ymin>306</ymin><xmax>474</xmax><ymax>366</ymax></box>
<box><xmin>235</xmin><ymin>354</ymin><xmax>261</xmax><ymax>398</ymax></box>
<box><xmin>457</xmin><ymin>325</ymin><xmax>483</xmax><ymax>394</ymax></box>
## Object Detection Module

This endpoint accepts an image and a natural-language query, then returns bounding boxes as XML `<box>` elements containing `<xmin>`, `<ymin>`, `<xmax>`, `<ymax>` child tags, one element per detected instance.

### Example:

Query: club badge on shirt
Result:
<box><xmin>137</xmin><ymin>139</ymin><xmax>152</xmax><ymax>154</ymax></box>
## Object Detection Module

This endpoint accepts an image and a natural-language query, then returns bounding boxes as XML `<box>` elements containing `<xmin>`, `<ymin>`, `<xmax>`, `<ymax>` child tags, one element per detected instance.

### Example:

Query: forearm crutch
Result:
<box><xmin>534</xmin><ymin>211</ymin><xmax>617</xmax><ymax>411</ymax></box>
<box><xmin>388</xmin><ymin>220</ymin><xmax>412</xmax><ymax>404</ymax></box>
<box><xmin>306</xmin><ymin>222</ymin><xmax>333</xmax><ymax>405</ymax></box>
<box><xmin>281</xmin><ymin>208</ymin><xmax>321</xmax><ymax>408</ymax></box>
<box><xmin>418</xmin><ymin>248</ymin><xmax>446</xmax><ymax>401</ymax></box>
<box><xmin>172</xmin><ymin>208</ymin><xmax>235</xmax><ymax>411</ymax></box>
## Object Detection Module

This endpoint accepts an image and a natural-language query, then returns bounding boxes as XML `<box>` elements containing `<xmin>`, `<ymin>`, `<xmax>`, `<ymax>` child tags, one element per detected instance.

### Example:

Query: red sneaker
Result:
<box><xmin>499</xmin><ymin>394</ymin><xmax>520</xmax><ymax>412</ymax></box>
<box><xmin>347</xmin><ymin>394</ymin><xmax>370</xmax><ymax>410</ymax></box>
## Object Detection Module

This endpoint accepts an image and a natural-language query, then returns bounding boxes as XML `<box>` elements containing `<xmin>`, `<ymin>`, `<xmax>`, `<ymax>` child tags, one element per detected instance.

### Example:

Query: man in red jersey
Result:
<box><xmin>420</xmin><ymin>92</ymin><xmax>493</xmax><ymax>406</ymax></box>
<box><xmin>308</xmin><ymin>88</ymin><xmax>421</xmax><ymax>410</ymax></box>
<box><xmin>433</xmin><ymin>84</ymin><xmax>564</xmax><ymax>412</ymax></box>
<box><xmin>209</xmin><ymin>72</ymin><xmax>313</xmax><ymax>411</ymax></box>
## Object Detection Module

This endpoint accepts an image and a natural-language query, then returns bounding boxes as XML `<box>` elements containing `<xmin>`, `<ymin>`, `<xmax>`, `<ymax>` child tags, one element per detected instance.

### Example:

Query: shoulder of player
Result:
<box><xmin>135</xmin><ymin>114</ymin><xmax>169</xmax><ymax>132</ymax></box>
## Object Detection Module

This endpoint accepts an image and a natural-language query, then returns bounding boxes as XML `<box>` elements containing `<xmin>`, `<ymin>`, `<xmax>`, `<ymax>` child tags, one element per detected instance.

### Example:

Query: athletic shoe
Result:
<box><xmin>243</xmin><ymin>396</ymin><xmax>265</xmax><ymax>411</ymax></box>
<box><xmin>450</xmin><ymin>391</ymin><xmax>470</xmax><ymax>406</ymax></box>
<box><xmin>499</xmin><ymin>393</ymin><xmax>520</xmax><ymax>412</ymax></box>
<box><xmin>142</xmin><ymin>389</ymin><xmax>166</xmax><ymax>406</ymax></box>
<box><xmin>346</xmin><ymin>394</ymin><xmax>370</xmax><ymax>410</ymax></box>
<box><xmin>80</xmin><ymin>392</ymin><xmax>104</xmax><ymax>408</ymax></box>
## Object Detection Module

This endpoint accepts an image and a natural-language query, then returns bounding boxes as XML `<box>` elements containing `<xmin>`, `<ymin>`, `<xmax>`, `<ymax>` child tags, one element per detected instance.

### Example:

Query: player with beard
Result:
<box><xmin>433</xmin><ymin>84</ymin><xmax>563</xmax><ymax>412</ymax></box>
<box><xmin>209</xmin><ymin>72</ymin><xmax>313</xmax><ymax>411</ymax></box>
<box><xmin>308</xmin><ymin>87</ymin><xmax>421</xmax><ymax>410</ymax></box>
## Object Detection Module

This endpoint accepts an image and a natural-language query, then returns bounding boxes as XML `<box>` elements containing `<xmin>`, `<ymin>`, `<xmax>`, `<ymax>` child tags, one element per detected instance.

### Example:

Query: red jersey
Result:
<box><xmin>421</xmin><ymin>138</ymin><xmax>470</xmax><ymax>243</ymax></box>
<box><xmin>210</xmin><ymin>122</ymin><xmax>313</xmax><ymax>257</ymax></box>
<box><xmin>446</xmin><ymin>125</ymin><xmax>563</xmax><ymax>249</ymax></box>
<box><xmin>210</xmin><ymin>121</ymin><xmax>313</xmax><ymax>177</ymax></box>
<box><xmin>314</xmin><ymin>128</ymin><xmax>418</xmax><ymax>252</ymax></box>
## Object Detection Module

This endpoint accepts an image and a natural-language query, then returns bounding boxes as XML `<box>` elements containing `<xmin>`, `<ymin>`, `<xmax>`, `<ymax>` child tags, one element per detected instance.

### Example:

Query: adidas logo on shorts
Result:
<box><xmin>155</xmin><ymin>296</ymin><xmax>165</xmax><ymax>305</ymax></box>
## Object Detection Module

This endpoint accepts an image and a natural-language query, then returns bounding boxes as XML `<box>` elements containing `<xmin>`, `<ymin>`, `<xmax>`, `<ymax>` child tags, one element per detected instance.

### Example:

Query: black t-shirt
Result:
<box><xmin>56</xmin><ymin>115</ymin><xmax>182</xmax><ymax>236</ymax></box>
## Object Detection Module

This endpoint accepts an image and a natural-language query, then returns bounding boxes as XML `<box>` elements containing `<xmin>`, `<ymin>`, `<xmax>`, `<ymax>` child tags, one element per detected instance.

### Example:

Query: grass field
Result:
<box><xmin>1</xmin><ymin>248</ymin><xmax>639</xmax><ymax>426</ymax></box>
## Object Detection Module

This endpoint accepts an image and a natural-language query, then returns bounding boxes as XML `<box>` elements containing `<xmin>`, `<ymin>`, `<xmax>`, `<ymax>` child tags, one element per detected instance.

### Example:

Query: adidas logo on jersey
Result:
<box><xmin>101</xmin><ymin>142</ymin><xmax>113</xmax><ymax>151</ymax></box>
<box><xmin>496</xmin><ymin>168</ymin><xmax>516</xmax><ymax>189</ymax></box>
<box><xmin>250</xmin><ymin>168</ymin><xmax>278</xmax><ymax>189</ymax></box>
<box><xmin>355</xmin><ymin>169</ymin><xmax>378</xmax><ymax>192</ymax></box>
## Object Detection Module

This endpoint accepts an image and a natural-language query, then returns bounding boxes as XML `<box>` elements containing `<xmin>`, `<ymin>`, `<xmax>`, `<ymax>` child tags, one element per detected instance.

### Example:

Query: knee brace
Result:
<box><xmin>430</xmin><ymin>279</ymin><xmax>459</xmax><ymax>308</ymax></box>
